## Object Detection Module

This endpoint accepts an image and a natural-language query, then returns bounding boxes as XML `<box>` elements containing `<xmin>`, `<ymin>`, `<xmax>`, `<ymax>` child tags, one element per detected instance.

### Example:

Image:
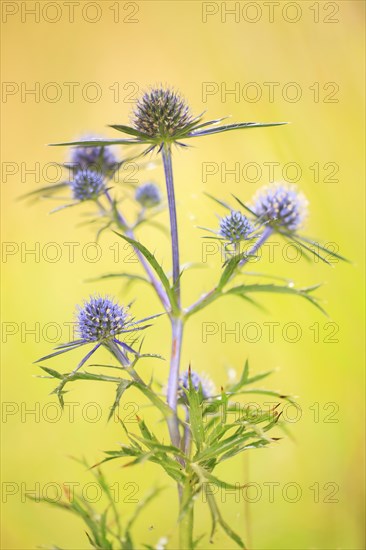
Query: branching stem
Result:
<box><xmin>105</xmin><ymin>190</ymin><xmax>171</xmax><ymax>311</ymax></box>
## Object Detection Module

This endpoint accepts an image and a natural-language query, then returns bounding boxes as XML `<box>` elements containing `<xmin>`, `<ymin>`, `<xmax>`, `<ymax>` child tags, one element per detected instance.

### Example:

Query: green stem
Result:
<box><xmin>166</xmin><ymin>316</ymin><xmax>184</xmax><ymax>448</ymax></box>
<box><xmin>106</xmin><ymin>341</ymin><xmax>144</xmax><ymax>385</ymax></box>
<box><xmin>179</xmin><ymin>479</ymin><xmax>194</xmax><ymax>550</ymax></box>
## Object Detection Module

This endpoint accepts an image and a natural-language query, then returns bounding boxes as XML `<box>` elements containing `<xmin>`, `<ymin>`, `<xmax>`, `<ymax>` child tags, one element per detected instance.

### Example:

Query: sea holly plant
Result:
<box><xmin>28</xmin><ymin>86</ymin><xmax>346</xmax><ymax>549</ymax></box>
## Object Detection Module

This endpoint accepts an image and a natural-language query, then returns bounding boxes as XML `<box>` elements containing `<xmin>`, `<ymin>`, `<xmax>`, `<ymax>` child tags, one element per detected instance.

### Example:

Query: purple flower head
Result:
<box><xmin>179</xmin><ymin>370</ymin><xmax>215</xmax><ymax>400</ymax></box>
<box><xmin>132</xmin><ymin>87</ymin><xmax>193</xmax><ymax>140</ymax></box>
<box><xmin>135</xmin><ymin>182</ymin><xmax>161</xmax><ymax>208</ymax></box>
<box><xmin>36</xmin><ymin>295</ymin><xmax>161</xmax><ymax>376</ymax></box>
<box><xmin>77</xmin><ymin>296</ymin><xmax>129</xmax><ymax>343</ymax></box>
<box><xmin>69</xmin><ymin>136</ymin><xmax>118</xmax><ymax>174</ymax></box>
<box><xmin>219</xmin><ymin>211</ymin><xmax>255</xmax><ymax>243</ymax></box>
<box><xmin>71</xmin><ymin>169</ymin><xmax>105</xmax><ymax>201</ymax></box>
<box><xmin>253</xmin><ymin>184</ymin><xmax>308</xmax><ymax>231</ymax></box>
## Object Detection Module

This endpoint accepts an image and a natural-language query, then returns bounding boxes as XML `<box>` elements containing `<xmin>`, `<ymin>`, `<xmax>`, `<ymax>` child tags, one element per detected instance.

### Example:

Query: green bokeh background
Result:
<box><xmin>1</xmin><ymin>1</ymin><xmax>365</xmax><ymax>548</ymax></box>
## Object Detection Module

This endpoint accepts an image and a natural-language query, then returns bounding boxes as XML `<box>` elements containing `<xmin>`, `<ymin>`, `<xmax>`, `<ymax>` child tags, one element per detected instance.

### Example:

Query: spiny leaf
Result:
<box><xmin>34</xmin><ymin>341</ymin><xmax>88</xmax><ymax>363</ymax></box>
<box><xmin>49</xmin><ymin>138</ymin><xmax>142</xmax><ymax>147</ymax></box>
<box><xmin>113</xmin><ymin>232</ymin><xmax>178</xmax><ymax>313</ymax></box>
<box><xmin>86</xmin><ymin>272</ymin><xmax>150</xmax><ymax>285</ymax></box>
<box><xmin>203</xmin><ymin>192</ymin><xmax>232</xmax><ymax>210</ymax></box>
<box><xmin>185</xmin><ymin>374</ymin><xmax>205</xmax><ymax>452</ymax></box>
<box><xmin>204</xmin><ymin>488</ymin><xmax>246</xmax><ymax>548</ymax></box>
<box><xmin>38</xmin><ymin>366</ymin><xmax>64</xmax><ymax>380</ymax></box>
<box><xmin>225</xmin><ymin>282</ymin><xmax>327</xmax><ymax>316</ymax></box>
<box><xmin>284</xmin><ymin>232</ymin><xmax>350</xmax><ymax>265</ymax></box>
<box><xmin>235</xmin><ymin>388</ymin><xmax>295</xmax><ymax>404</ymax></box>
<box><xmin>19</xmin><ymin>182</ymin><xmax>68</xmax><ymax>200</ymax></box>
<box><xmin>227</xmin><ymin>360</ymin><xmax>274</xmax><ymax>393</ymax></box>
<box><xmin>133</xmin><ymin>381</ymin><xmax>173</xmax><ymax>420</ymax></box>
<box><xmin>108</xmin><ymin>379</ymin><xmax>133</xmax><ymax>422</ymax></box>
<box><xmin>188</xmin><ymin>121</ymin><xmax>287</xmax><ymax>138</ymax></box>
<box><xmin>109</xmin><ymin>124</ymin><xmax>151</xmax><ymax>139</ymax></box>
<box><xmin>185</xmin><ymin>288</ymin><xmax>221</xmax><ymax>318</ymax></box>
<box><xmin>232</xmin><ymin>194</ymin><xmax>258</xmax><ymax>217</ymax></box>
<box><xmin>132</xmin><ymin>435</ymin><xmax>185</xmax><ymax>459</ymax></box>
<box><xmin>218</xmin><ymin>252</ymin><xmax>247</xmax><ymax>289</ymax></box>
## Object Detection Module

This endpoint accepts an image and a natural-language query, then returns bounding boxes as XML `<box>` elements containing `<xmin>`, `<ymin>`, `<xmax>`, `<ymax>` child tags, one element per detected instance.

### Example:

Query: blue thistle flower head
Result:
<box><xmin>132</xmin><ymin>87</ymin><xmax>193</xmax><ymax>141</ymax></box>
<box><xmin>135</xmin><ymin>182</ymin><xmax>161</xmax><ymax>208</ymax></box>
<box><xmin>69</xmin><ymin>136</ymin><xmax>118</xmax><ymax>174</ymax></box>
<box><xmin>179</xmin><ymin>370</ymin><xmax>215</xmax><ymax>400</ymax></box>
<box><xmin>71</xmin><ymin>169</ymin><xmax>105</xmax><ymax>201</ymax></box>
<box><xmin>36</xmin><ymin>295</ymin><xmax>161</xmax><ymax>374</ymax></box>
<box><xmin>253</xmin><ymin>183</ymin><xmax>308</xmax><ymax>231</ymax></box>
<box><xmin>219</xmin><ymin>211</ymin><xmax>255</xmax><ymax>243</ymax></box>
<box><xmin>77</xmin><ymin>296</ymin><xmax>128</xmax><ymax>343</ymax></box>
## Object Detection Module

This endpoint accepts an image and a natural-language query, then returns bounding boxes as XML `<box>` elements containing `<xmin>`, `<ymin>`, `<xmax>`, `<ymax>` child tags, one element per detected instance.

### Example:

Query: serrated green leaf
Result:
<box><xmin>283</xmin><ymin>232</ymin><xmax>350</xmax><ymax>265</ymax></box>
<box><xmin>204</xmin><ymin>488</ymin><xmax>246</xmax><ymax>548</ymax></box>
<box><xmin>245</xmin><ymin>370</ymin><xmax>274</xmax><ymax>385</ymax></box>
<box><xmin>132</xmin><ymin>435</ymin><xmax>185</xmax><ymax>459</ymax></box>
<box><xmin>186</xmin><ymin>289</ymin><xmax>221</xmax><ymax>317</ymax></box>
<box><xmin>109</xmin><ymin>124</ymin><xmax>151</xmax><ymax>139</ymax></box>
<box><xmin>203</xmin><ymin>192</ymin><xmax>232</xmax><ymax>210</ymax></box>
<box><xmin>231</xmin><ymin>194</ymin><xmax>258</xmax><ymax>218</ymax></box>
<box><xmin>185</xmin><ymin>376</ymin><xmax>205</xmax><ymax>452</ymax></box>
<box><xmin>235</xmin><ymin>388</ymin><xmax>295</xmax><ymax>403</ymax></box>
<box><xmin>49</xmin><ymin>138</ymin><xmax>142</xmax><ymax>147</ymax></box>
<box><xmin>86</xmin><ymin>272</ymin><xmax>150</xmax><ymax>285</ymax></box>
<box><xmin>38</xmin><ymin>366</ymin><xmax>64</xmax><ymax>380</ymax></box>
<box><xmin>227</xmin><ymin>361</ymin><xmax>274</xmax><ymax>393</ymax></box>
<box><xmin>218</xmin><ymin>253</ymin><xmax>246</xmax><ymax>290</ymax></box>
<box><xmin>19</xmin><ymin>182</ymin><xmax>68</xmax><ymax>200</ymax></box>
<box><xmin>108</xmin><ymin>380</ymin><xmax>133</xmax><ymax>422</ymax></box>
<box><xmin>114</xmin><ymin>232</ymin><xmax>178</xmax><ymax>314</ymax></box>
<box><xmin>188</xmin><ymin>121</ymin><xmax>287</xmax><ymax>138</ymax></box>
<box><xmin>226</xmin><ymin>283</ymin><xmax>327</xmax><ymax>316</ymax></box>
<box><xmin>133</xmin><ymin>381</ymin><xmax>173</xmax><ymax>420</ymax></box>
<box><xmin>35</xmin><ymin>341</ymin><xmax>88</xmax><ymax>363</ymax></box>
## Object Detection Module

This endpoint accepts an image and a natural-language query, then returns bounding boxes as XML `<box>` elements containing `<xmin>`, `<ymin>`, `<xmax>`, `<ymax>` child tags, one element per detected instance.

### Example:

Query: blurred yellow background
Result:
<box><xmin>1</xmin><ymin>1</ymin><xmax>365</xmax><ymax>549</ymax></box>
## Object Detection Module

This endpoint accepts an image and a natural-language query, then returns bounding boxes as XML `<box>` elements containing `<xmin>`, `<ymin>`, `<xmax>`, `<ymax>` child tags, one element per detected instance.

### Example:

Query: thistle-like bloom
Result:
<box><xmin>69</xmin><ymin>137</ymin><xmax>118</xmax><ymax>175</ymax></box>
<box><xmin>52</xmin><ymin>86</ymin><xmax>285</xmax><ymax>151</ymax></box>
<box><xmin>219</xmin><ymin>211</ymin><xmax>255</xmax><ymax>243</ymax></box>
<box><xmin>21</xmin><ymin>139</ymin><xmax>118</xmax><ymax>203</ymax></box>
<box><xmin>77</xmin><ymin>296</ymin><xmax>128</xmax><ymax>342</ymax></box>
<box><xmin>135</xmin><ymin>182</ymin><xmax>161</xmax><ymax>208</ymax></box>
<box><xmin>132</xmin><ymin>88</ymin><xmax>194</xmax><ymax>141</ymax></box>
<box><xmin>36</xmin><ymin>295</ymin><xmax>161</xmax><ymax>373</ymax></box>
<box><xmin>70</xmin><ymin>169</ymin><xmax>105</xmax><ymax>201</ymax></box>
<box><xmin>178</xmin><ymin>369</ymin><xmax>215</xmax><ymax>400</ymax></box>
<box><xmin>253</xmin><ymin>184</ymin><xmax>308</xmax><ymax>231</ymax></box>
